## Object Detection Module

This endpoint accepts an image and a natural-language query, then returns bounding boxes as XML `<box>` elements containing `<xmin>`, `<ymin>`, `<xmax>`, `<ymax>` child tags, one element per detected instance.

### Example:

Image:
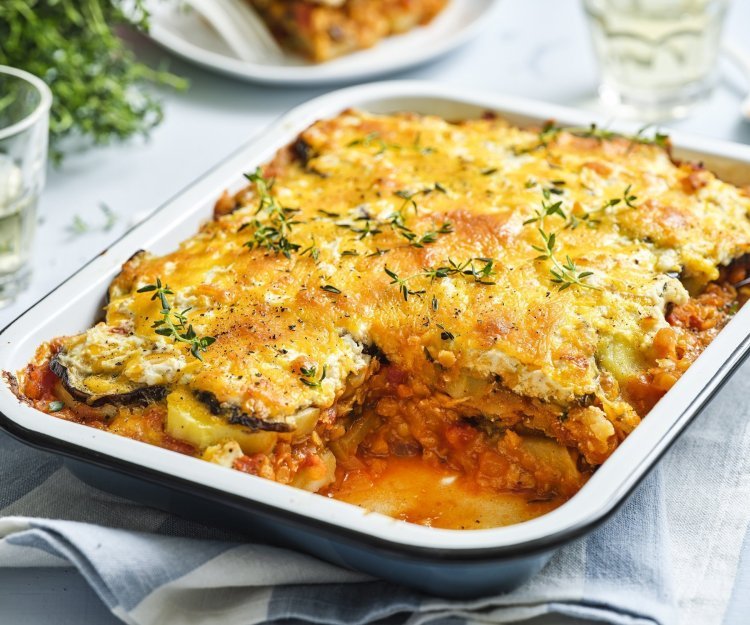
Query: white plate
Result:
<box><xmin>145</xmin><ymin>0</ymin><xmax>500</xmax><ymax>85</ymax></box>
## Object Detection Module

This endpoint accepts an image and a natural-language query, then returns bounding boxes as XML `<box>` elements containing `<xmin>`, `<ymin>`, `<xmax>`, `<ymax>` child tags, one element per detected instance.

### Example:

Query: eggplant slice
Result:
<box><xmin>50</xmin><ymin>355</ymin><xmax>167</xmax><ymax>407</ymax></box>
<box><xmin>50</xmin><ymin>355</ymin><xmax>295</xmax><ymax>433</ymax></box>
<box><xmin>194</xmin><ymin>390</ymin><xmax>293</xmax><ymax>433</ymax></box>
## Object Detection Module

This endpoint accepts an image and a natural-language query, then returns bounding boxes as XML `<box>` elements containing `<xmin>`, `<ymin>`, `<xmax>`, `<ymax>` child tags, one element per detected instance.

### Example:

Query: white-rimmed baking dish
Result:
<box><xmin>2</xmin><ymin>81</ymin><xmax>750</xmax><ymax>597</ymax></box>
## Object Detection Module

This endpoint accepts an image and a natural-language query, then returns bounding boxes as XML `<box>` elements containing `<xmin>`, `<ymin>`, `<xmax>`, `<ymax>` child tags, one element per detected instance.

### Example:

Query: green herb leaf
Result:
<box><xmin>138</xmin><ymin>279</ymin><xmax>215</xmax><ymax>360</ymax></box>
<box><xmin>300</xmin><ymin>364</ymin><xmax>326</xmax><ymax>388</ymax></box>
<box><xmin>242</xmin><ymin>169</ymin><xmax>301</xmax><ymax>258</ymax></box>
<box><xmin>0</xmin><ymin>1</ymin><xmax>187</xmax><ymax>162</ymax></box>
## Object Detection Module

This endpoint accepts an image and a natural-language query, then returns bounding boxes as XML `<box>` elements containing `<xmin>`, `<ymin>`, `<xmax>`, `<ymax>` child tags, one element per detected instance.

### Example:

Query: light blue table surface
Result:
<box><xmin>1</xmin><ymin>0</ymin><xmax>749</xmax><ymax>622</ymax></box>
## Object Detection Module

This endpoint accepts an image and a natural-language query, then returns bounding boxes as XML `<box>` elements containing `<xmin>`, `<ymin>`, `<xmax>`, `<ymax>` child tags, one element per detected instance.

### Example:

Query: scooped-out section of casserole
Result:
<box><xmin>247</xmin><ymin>0</ymin><xmax>449</xmax><ymax>61</ymax></box>
<box><xmin>15</xmin><ymin>109</ymin><xmax>750</xmax><ymax>529</ymax></box>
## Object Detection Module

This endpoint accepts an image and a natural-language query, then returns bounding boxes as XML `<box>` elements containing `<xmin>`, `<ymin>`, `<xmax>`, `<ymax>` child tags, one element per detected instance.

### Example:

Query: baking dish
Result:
<box><xmin>2</xmin><ymin>81</ymin><xmax>750</xmax><ymax>597</ymax></box>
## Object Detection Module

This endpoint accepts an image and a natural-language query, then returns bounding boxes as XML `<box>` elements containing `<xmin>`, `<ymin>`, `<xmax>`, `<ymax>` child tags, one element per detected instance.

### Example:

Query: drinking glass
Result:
<box><xmin>583</xmin><ymin>0</ymin><xmax>729</xmax><ymax>120</ymax></box>
<box><xmin>0</xmin><ymin>65</ymin><xmax>51</xmax><ymax>307</ymax></box>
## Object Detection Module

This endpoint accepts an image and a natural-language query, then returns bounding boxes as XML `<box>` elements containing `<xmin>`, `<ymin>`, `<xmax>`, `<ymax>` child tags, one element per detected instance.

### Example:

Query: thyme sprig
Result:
<box><xmin>384</xmin><ymin>267</ymin><xmax>426</xmax><ymax>301</ymax></box>
<box><xmin>348</xmin><ymin>131</ymin><xmax>438</xmax><ymax>155</ymax></box>
<box><xmin>531</xmin><ymin>230</ymin><xmax>596</xmax><ymax>291</ymax></box>
<box><xmin>137</xmin><ymin>279</ymin><xmax>216</xmax><ymax>360</ymax></box>
<box><xmin>567</xmin><ymin>185</ymin><xmax>639</xmax><ymax>229</ymax></box>
<box><xmin>523</xmin><ymin>188</ymin><xmax>566</xmax><ymax>225</ymax></box>
<box><xmin>390</xmin><ymin>211</ymin><xmax>453</xmax><ymax>248</ymax></box>
<box><xmin>422</xmin><ymin>257</ymin><xmax>496</xmax><ymax>285</ymax></box>
<box><xmin>347</xmin><ymin>132</ymin><xmax>400</xmax><ymax>155</ymax></box>
<box><xmin>336</xmin><ymin>202</ymin><xmax>453</xmax><ymax>249</ymax></box>
<box><xmin>577</xmin><ymin>123</ymin><xmax>670</xmax><ymax>150</ymax></box>
<box><xmin>299</xmin><ymin>241</ymin><xmax>320</xmax><ymax>261</ymax></box>
<box><xmin>384</xmin><ymin>257</ymin><xmax>497</xmax><ymax>301</ymax></box>
<box><xmin>522</xmin><ymin>189</ymin><xmax>598</xmax><ymax>291</ymax></box>
<box><xmin>300</xmin><ymin>364</ymin><xmax>327</xmax><ymax>388</ymax></box>
<box><xmin>241</xmin><ymin>169</ymin><xmax>301</xmax><ymax>258</ymax></box>
<box><xmin>516</xmin><ymin>121</ymin><xmax>670</xmax><ymax>155</ymax></box>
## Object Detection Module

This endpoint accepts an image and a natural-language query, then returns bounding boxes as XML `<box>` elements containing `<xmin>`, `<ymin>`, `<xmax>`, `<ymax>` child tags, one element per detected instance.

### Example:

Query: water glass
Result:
<box><xmin>583</xmin><ymin>0</ymin><xmax>729</xmax><ymax>121</ymax></box>
<box><xmin>0</xmin><ymin>65</ymin><xmax>51</xmax><ymax>308</ymax></box>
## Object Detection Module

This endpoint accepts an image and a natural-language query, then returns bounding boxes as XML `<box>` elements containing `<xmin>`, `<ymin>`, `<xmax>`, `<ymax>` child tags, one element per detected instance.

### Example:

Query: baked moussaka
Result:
<box><xmin>248</xmin><ymin>0</ymin><xmax>449</xmax><ymax>61</ymax></box>
<box><xmin>17</xmin><ymin>110</ymin><xmax>750</xmax><ymax>528</ymax></box>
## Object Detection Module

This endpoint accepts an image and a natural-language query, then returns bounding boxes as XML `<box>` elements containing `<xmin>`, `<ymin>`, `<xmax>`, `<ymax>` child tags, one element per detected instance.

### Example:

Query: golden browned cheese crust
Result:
<box><xmin>20</xmin><ymin>110</ymin><xmax>750</xmax><ymax>507</ymax></box>
<box><xmin>249</xmin><ymin>0</ymin><xmax>448</xmax><ymax>61</ymax></box>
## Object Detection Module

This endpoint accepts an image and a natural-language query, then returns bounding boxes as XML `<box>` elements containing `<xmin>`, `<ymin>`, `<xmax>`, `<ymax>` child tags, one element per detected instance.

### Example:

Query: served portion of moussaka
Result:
<box><xmin>17</xmin><ymin>110</ymin><xmax>750</xmax><ymax>529</ymax></box>
<box><xmin>248</xmin><ymin>0</ymin><xmax>448</xmax><ymax>61</ymax></box>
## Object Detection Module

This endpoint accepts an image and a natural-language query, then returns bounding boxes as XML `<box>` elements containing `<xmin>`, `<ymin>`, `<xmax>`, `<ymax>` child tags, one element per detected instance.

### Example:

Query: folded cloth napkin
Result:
<box><xmin>1</xmin><ymin>360</ymin><xmax>749</xmax><ymax>625</ymax></box>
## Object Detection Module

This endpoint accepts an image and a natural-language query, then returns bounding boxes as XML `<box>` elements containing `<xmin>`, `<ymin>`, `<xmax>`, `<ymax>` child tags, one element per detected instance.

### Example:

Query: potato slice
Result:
<box><xmin>166</xmin><ymin>390</ymin><xmax>277</xmax><ymax>454</ymax></box>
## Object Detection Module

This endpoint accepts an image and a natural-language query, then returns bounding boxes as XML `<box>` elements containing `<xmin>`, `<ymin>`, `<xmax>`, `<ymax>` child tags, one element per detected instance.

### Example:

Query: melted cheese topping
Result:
<box><xmin>54</xmin><ymin>110</ymin><xmax>750</xmax><ymax>460</ymax></box>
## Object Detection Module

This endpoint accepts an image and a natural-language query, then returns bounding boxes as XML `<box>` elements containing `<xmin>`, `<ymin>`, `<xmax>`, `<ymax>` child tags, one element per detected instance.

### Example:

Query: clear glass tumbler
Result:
<box><xmin>583</xmin><ymin>0</ymin><xmax>729</xmax><ymax>121</ymax></box>
<box><xmin>0</xmin><ymin>66</ymin><xmax>51</xmax><ymax>307</ymax></box>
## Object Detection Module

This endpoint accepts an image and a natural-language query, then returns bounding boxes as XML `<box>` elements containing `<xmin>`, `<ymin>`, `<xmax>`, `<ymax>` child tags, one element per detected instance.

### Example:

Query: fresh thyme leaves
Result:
<box><xmin>456</xmin><ymin>258</ymin><xmax>496</xmax><ymax>284</ymax></box>
<box><xmin>576</xmin><ymin>123</ymin><xmax>670</xmax><ymax>149</ymax></box>
<box><xmin>318</xmin><ymin>209</ymin><xmax>340</xmax><ymax>218</ymax></box>
<box><xmin>67</xmin><ymin>204</ymin><xmax>119</xmax><ymax>236</ymax></box>
<box><xmin>387</xmin><ymin>203</ymin><xmax>453</xmax><ymax>248</ymax></box>
<box><xmin>515</xmin><ymin>121</ymin><xmax>670</xmax><ymax>155</ymax></box>
<box><xmin>482</xmin><ymin>167</ymin><xmax>499</xmax><ymax>176</ymax></box>
<box><xmin>531</xmin><ymin>231</ymin><xmax>596</xmax><ymax>291</ymax></box>
<box><xmin>299</xmin><ymin>242</ymin><xmax>320</xmax><ymax>261</ymax></box>
<box><xmin>621</xmin><ymin>184</ymin><xmax>638</xmax><ymax>208</ymax></box>
<box><xmin>384</xmin><ymin>267</ymin><xmax>426</xmax><ymax>301</ymax></box>
<box><xmin>350</xmin><ymin>132</ymin><xmax>438</xmax><ymax>155</ymax></box>
<box><xmin>48</xmin><ymin>401</ymin><xmax>64</xmax><ymax>412</ymax></box>
<box><xmin>395</xmin><ymin>189</ymin><xmax>416</xmax><ymax>200</ymax></box>
<box><xmin>567</xmin><ymin>184</ymin><xmax>639</xmax><ymax>229</ymax></box>
<box><xmin>341</xmin><ymin>249</ymin><xmax>360</xmax><ymax>257</ymax></box>
<box><xmin>394</xmin><ymin>189</ymin><xmax>419</xmax><ymax>213</ymax></box>
<box><xmin>347</xmin><ymin>132</ymin><xmax>399</xmax><ymax>155</ymax></box>
<box><xmin>68</xmin><ymin>215</ymin><xmax>89</xmax><ymax>235</ymax></box>
<box><xmin>350</xmin><ymin>219</ymin><xmax>383</xmax><ymax>240</ymax></box>
<box><xmin>332</xmin><ymin>187</ymin><xmax>453</xmax><ymax>249</ymax></box>
<box><xmin>300</xmin><ymin>364</ymin><xmax>327</xmax><ymax>388</ymax></box>
<box><xmin>384</xmin><ymin>258</ymin><xmax>497</xmax><ymax>300</ymax></box>
<box><xmin>431</xmin><ymin>295</ymin><xmax>439</xmax><ymax>311</ymax></box>
<box><xmin>0</xmin><ymin>1</ymin><xmax>187</xmax><ymax>161</ymax></box>
<box><xmin>246</xmin><ymin>222</ymin><xmax>301</xmax><ymax>257</ymax></box>
<box><xmin>633</xmin><ymin>125</ymin><xmax>670</xmax><ymax>149</ymax></box>
<box><xmin>522</xmin><ymin>189</ymin><xmax>598</xmax><ymax>291</ymax></box>
<box><xmin>552</xmin><ymin>259</ymin><xmax>595</xmax><ymax>290</ymax></box>
<box><xmin>422</xmin><ymin>258</ymin><xmax>497</xmax><ymax>285</ymax></box>
<box><xmin>320</xmin><ymin>284</ymin><xmax>342</xmax><ymax>295</ymax></box>
<box><xmin>394</xmin><ymin>183</ymin><xmax>449</xmax><ymax>211</ymax></box>
<box><xmin>514</xmin><ymin>120</ymin><xmax>561</xmax><ymax>154</ymax></box>
<box><xmin>566</xmin><ymin>123</ymin><xmax>669</xmax><ymax>149</ymax></box>
<box><xmin>100</xmin><ymin>204</ymin><xmax>118</xmax><ymax>231</ymax></box>
<box><xmin>523</xmin><ymin>188</ymin><xmax>566</xmax><ymax>226</ymax></box>
<box><xmin>137</xmin><ymin>279</ymin><xmax>216</xmax><ymax>360</ymax></box>
<box><xmin>400</xmin><ymin>221</ymin><xmax>454</xmax><ymax>248</ymax></box>
<box><xmin>241</xmin><ymin>168</ymin><xmax>301</xmax><ymax>258</ymax></box>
